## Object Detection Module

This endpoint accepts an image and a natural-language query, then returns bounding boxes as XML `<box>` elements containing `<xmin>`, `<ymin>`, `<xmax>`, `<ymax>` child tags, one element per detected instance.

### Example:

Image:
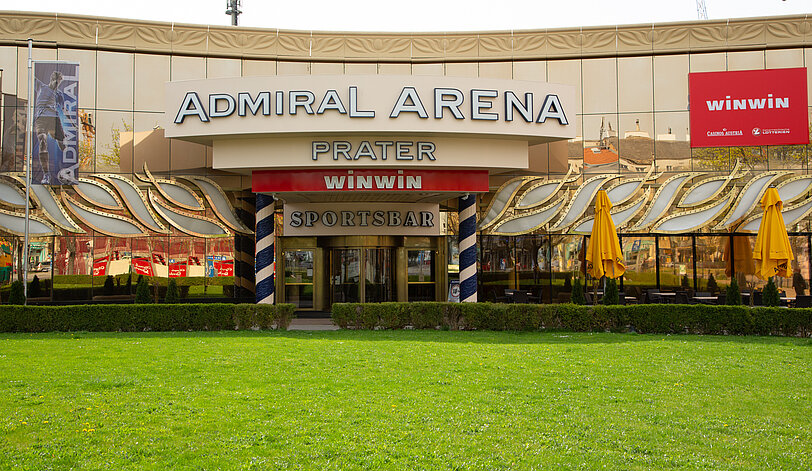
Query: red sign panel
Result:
<box><xmin>132</xmin><ymin>257</ymin><xmax>154</xmax><ymax>276</ymax></box>
<box><xmin>92</xmin><ymin>257</ymin><xmax>108</xmax><ymax>277</ymax></box>
<box><xmin>169</xmin><ymin>263</ymin><xmax>187</xmax><ymax>278</ymax></box>
<box><xmin>252</xmin><ymin>169</ymin><xmax>489</xmax><ymax>193</ymax></box>
<box><xmin>689</xmin><ymin>68</ymin><xmax>809</xmax><ymax>148</ymax></box>
<box><xmin>213</xmin><ymin>260</ymin><xmax>234</xmax><ymax>277</ymax></box>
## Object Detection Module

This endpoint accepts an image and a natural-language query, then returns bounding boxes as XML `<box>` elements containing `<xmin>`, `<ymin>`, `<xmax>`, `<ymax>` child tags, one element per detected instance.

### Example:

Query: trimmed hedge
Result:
<box><xmin>0</xmin><ymin>303</ymin><xmax>296</xmax><ymax>332</ymax></box>
<box><xmin>331</xmin><ymin>302</ymin><xmax>812</xmax><ymax>337</ymax></box>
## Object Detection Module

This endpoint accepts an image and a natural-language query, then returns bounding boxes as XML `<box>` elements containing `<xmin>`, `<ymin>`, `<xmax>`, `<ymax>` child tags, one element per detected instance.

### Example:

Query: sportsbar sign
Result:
<box><xmin>284</xmin><ymin>203</ymin><xmax>440</xmax><ymax>237</ymax></box>
<box><xmin>252</xmin><ymin>169</ymin><xmax>489</xmax><ymax>193</ymax></box>
<box><xmin>689</xmin><ymin>68</ymin><xmax>809</xmax><ymax>148</ymax></box>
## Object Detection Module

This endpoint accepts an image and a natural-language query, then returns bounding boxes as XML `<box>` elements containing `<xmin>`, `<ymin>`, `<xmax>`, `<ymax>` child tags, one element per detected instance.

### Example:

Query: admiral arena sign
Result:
<box><xmin>689</xmin><ymin>68</ymin><xmax>809</xmax><ymax>148</ymax></box>
<box><xmin>165</xmin><ymin>75</ymin><xmax>575</xmax><ymax>173</ymax></box>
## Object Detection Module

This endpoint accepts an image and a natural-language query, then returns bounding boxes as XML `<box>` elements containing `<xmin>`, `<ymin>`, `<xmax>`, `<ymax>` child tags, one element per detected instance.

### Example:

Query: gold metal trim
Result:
<box><xmin>570</xmin><ymin>189</ymin><xmax>651</xmax><ymax>235</ymax></box>
<box><xmin>94</xmin><ymin>173</ymin><xmax>171</xmax><ymax>234</ymax></box>
<box><xmin>775</xmin><ymin>174</ymin><xmax>812</xmax><ymax>205</ymax></box>
<box><xmin>74</xmin><ymin>177</ymin><xmax>123</xmax><ymax>211</ymax></box>
<box><xmin>61</xmin><ymin>192</ymin><xmax>148</xmax><ymax>238</ymax></box>
<box><xmin>4</xmin><ymin>174</ymin><xmax>85</xmax><ymax>233</ymax></box>
<box><xmin>678</xmin><ymin>161</ymin><xmax>745</xmax><ymax>208</ymax></box>
<box><xmin>605</xmin><ymin>164</ymin><xmax>657</xmax><ymax>207</ymax></box>
<box><xmin>0</xmin><ymin>177</ymin><xmax>27</xmax><ymax>209</ymax></box>
<box><xmin>143</xmin><ymin>163</ymin><xmax>205</xmax><ymax>211</ymax></box>
<box><xmin>549</xmin><ymin>173</ymin><xmax>621</xmax><ymax>232</ymax></box>
<box><xmin>629</xmin><ymin>172</ymin><xmax>700</xmax><ymax>231</ymax></box>
<box><xmin>736</xmin><ymin>195</ymin><xmax>812</xmax><ymax>233</ymax></box>
<box><xmin>178</xmin><ymin>175</ymin><xmax>254</xmax><ymax>235</ymax></box>
<box><xmin>488</xmin><ymin>194</ymin><xmax>566</xmax><ymax>236</ymax></box>
<box><xmin>652</xmin><ymin>190</ymin><xmax>736</xmax><ymax>234</ymax></box>
<box><xmin>477</xmin><ymin>176</ymin><xmax>535</xmax><ymax>231</ymax></box>
<box><xmin>515</xmin><ymin>167</ymin><xmax>578</xmax><ymax>210</ymax></box>
<box><xmin>713</xmin><ymin>170</ymin><xmax>792</xmax><ymax>230</ymax></box>
<box><xmin>0</xmin><ymin>207</ymin><xmax>59</xmax><ymax>236</ymax></box>
<box><xmin>148</xmin><ymin>189</ymin><xmax>232</xmax><ymax>239</ymax></box>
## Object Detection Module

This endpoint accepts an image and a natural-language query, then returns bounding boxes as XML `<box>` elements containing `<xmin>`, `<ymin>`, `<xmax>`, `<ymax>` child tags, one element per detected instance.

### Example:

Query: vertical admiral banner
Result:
<box><xmin>689</xmin><ymin>68</ymin><xmax>809</xmax><ymax>148</ymax></box>
<box><xmin>32</xmin><ymin>61</ymin><xmax>80</xmax><ymax>185</ymax></box>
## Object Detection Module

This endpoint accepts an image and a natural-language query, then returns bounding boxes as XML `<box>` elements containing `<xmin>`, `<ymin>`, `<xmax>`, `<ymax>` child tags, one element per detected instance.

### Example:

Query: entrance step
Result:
<box><xmin>287</xmin><ymin>318</ymin><xmax>340</xmax><ymax>331</ymax></box>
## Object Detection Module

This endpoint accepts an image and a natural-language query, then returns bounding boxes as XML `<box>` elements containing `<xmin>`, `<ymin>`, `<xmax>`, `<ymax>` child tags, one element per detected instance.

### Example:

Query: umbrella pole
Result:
<box><xmin>593</xmin><ymin>276</ymin><xmax>598</xmax><ymax>306</ymax></box>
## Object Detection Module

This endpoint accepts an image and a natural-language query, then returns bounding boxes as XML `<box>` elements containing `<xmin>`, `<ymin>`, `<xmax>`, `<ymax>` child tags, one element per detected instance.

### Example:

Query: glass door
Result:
<box><xmin>330</xmin><ymin>248</ymin><xmax>393</xmax><ymax>304</ymax></box>
<box><xmin>331</xmin><ymin>249</ymin><xmax>361</xmax><ymax>303</ymax></box>
<box><xmin>283</xmin><ymin>250</ymin><xmax>314</xmax><ymax>308</ymax></box>
<box><xmin>407</xmin><ymin>250</ymin><xmax>435</xmax><ymax>301</ymax></box>
<box><xmin>364</xmin><ymin>249</ymin><xmax>393</xmax><ymax>303</ymax></box>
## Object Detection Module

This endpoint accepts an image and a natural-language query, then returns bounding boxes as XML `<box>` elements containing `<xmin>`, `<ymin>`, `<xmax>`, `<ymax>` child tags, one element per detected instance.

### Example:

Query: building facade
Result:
<box><xmin>0</xmin><ymin>11</ymin><xmax>810</xmax><ymax>306</ymax></box>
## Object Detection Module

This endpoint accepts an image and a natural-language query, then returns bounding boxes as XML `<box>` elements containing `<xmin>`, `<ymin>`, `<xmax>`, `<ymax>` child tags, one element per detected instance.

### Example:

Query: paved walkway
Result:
<box><xmin>287</xmin><ymin>318</ymin><xmax>340</xmax><ymax>331</ymax></box>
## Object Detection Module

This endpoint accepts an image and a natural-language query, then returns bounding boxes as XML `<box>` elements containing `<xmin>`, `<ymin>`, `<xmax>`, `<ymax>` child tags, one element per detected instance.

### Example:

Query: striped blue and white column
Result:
<box><xmin>255</xmin><ymin>193</ymin><xmax>275</xmax><ymax>304</ymax></box>
<box><xmin>458</xmin><ymin>194</ymin><xmax>478</xmax><ymax>302</ymax></box>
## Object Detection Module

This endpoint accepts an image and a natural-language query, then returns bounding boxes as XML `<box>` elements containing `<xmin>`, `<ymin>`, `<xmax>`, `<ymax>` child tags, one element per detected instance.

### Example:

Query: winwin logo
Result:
<box><xmin>706</xmin><ymin>94</ymin><xmax>789</xmax><ymax>111</ymax></box>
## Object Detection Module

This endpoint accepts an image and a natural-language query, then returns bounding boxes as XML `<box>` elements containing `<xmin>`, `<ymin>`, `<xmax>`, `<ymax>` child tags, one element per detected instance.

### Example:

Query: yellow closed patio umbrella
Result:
<box><xmin>586</xmin><ymin>190</ymin><xmax>626</xmax><ymax>280</ymax></box>
<box><xmin>753</xmin><ymin>187</ymin><xmax>793</xmax><ymax>280</ymax></box>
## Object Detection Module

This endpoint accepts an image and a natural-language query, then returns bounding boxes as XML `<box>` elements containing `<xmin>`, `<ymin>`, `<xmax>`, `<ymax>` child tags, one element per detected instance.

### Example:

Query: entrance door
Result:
<box><xmin>330</xmin><ymin>248</ymin><xmax>393</xmax><ymax>304</ymax></box>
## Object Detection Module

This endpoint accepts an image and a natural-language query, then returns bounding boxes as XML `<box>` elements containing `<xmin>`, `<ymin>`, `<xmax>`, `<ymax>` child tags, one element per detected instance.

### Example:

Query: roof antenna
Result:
<box><xmin>225</xmin><ymin>0</ymin><xmax>242</xmax><ymax>26</ymax></box>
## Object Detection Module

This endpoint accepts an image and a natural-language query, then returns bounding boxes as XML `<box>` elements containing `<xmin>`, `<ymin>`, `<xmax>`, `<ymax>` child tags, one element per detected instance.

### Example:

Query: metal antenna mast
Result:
<box><xmin>225</xmin><ymin>0</ymin><xmax>242</xmax><ymax>26</ymax></box>
<box><xmin>696</xmin><ymin>0</ymin><xmax>708</xmax><ymax>20</ymax></box>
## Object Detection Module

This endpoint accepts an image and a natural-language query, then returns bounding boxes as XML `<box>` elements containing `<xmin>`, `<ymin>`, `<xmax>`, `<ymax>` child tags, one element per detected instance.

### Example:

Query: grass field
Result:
<box><xmin>1</xmin><ymin>331</ymin><xmax>810</xmax><ymax>470</ymax></box>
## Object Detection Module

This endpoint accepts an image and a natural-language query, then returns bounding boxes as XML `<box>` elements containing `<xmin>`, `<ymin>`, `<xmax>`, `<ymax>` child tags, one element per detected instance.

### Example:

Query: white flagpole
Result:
<box><xmin>23</xmin><ymin>38</ymin><xmax>33</xmax><ymax>304</ymax></box>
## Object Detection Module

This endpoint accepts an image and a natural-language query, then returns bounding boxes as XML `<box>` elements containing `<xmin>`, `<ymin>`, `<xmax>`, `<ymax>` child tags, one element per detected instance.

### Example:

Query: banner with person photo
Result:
<box><xmin>32</xmin><ymin>61</ymin><xmax>80</xmax><ymax>185</ymax></box>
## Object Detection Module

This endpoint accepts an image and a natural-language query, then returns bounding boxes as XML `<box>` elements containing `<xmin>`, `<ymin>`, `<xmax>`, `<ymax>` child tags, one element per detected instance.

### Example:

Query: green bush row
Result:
<box><xmin>332</xmin><ymin>302</ymin><xmax>812</xmax><ymax>337</ymax></box>
<box><xmin>0</xmin><ymin>303</ymin><xmax>296</xmax><ymax>333</ymax></box>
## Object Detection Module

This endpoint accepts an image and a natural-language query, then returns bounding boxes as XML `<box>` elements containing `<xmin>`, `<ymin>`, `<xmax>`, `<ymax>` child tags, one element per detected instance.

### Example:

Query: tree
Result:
<box><xmin>570</xmin><ymin>277</ymin><xmax>586</xmax><ymax>305</ymax></box>
<box><xmin>103</xmin><ymin>275</ymin><xmax>115</xmax><ymax>296</ymax></box>
<box><xmin>762</xmin><ymin>277</ymin><xmax>780</xmax><ymax>307</ymax></box>
<box><xmin>9</xmin><ymin>280</ymin><xmax>24</xmax><ymax>305</ymax></box>
<box><xmin>165</xmin><ymin>279</ymin><xmax>179</xmax><ymax>304</ymax></box>
<box><xmin>602</xmin><ymin>278</ymin><xmax>619</xmax><ymax>305</ymax></box>
<box><xmin>28</xmin><ymin>275</ymin><xmax>41</xmax><ymax>298</ymax></box>
<box><xmin>135</xmin><ymin>276</ymin><xmax>152</xmax><ymax>304</ymax></box>
<box><xmin>726</xmin><ymin>277</ymin><xmax>742</xmax><ymax>306</ymax></box>
<box><xmin>706</xmin><ymin>273</ymin><xmax>719</xmax><ymax>294</ymax></box>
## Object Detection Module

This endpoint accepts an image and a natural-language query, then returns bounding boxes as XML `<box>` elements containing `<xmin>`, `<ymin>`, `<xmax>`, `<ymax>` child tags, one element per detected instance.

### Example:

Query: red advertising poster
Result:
<box><xmin>213</xmin><ymin>260</ymin><xmax>234</xmax><ymax>277</ymax></box>
<box><xmin>689</xmin><ymin>68</ymin><xmax>809</xmax><ymax>148</ymax></box>
<box><xmin>168</xmin><ymin>263</ymin><xmax>187</xmax><ymax>278</ymax></box>
<box><xmin>253</xmin><ymin>169</ymin><xmax>489</xmax><ymax>193</ymax></box>
<box><xmin>92</xmin><ymin>256</ymin><xmax>108</xmax><ymax>276</ymax></box>
<box><xmin>132</xmin><ymin>257</ymin><xmax>154</xmax><ymax>276</ymax></box>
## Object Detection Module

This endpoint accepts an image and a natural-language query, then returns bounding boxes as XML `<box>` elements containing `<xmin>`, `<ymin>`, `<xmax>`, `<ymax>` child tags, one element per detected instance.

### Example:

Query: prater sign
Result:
<box><xmin>689</xmin><ymin>68</ymin><xmax>809</xmax><ymax>148</ymax></box>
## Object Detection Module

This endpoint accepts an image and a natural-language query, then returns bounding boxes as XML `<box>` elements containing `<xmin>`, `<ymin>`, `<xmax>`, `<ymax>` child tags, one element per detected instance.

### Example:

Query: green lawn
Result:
<box><xmin>1</xmin><ymin>331</ymin><xmax>810</xmax><ymax>470</ymax></box>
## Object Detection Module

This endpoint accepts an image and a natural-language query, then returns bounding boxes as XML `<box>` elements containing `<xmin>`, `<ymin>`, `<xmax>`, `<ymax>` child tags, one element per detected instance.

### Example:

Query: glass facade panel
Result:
<box><xmin>727</xmin><ymin>51</ymin><xmax>765</xmax><ymax>71</ymax></box>
<box><xmin>696</xmin><ymin>235</ymin><xmax>729</xmax><ymax>293</ymax></box>
<box><xmin>56</xmin><ymin>49</ymin><xmax>97</xmax><ymax>109</ymax></box>
<box><xmin>479</xmin><ymin>236</ymin><xmax>513</xmax><ymax>302</ymax></box>
<box><xmin>512</xmin><ymin>61</ymin><xmax>546</xmax><ymax>81</ymax></box>
<box><xmin>551</xmin><ymin>234</ymin><xmax>584</xmax><ymax>303</ymax></box>
<box><xmin>97</xmin><ymin>51</ymin><xmax>134</xmax><ymax>110</ymax></box>
<box><xmin>658</xmin><ymin>236</ymin><xmax>693</xmax><ymax>291</ymax></box>
<box><xmin>653</xmin><ymin>54</ymin><xmax>688</xmax><ymax>112</ymax></box>
<box><xmin>135</xmin><ymin>54</ymin><xmax>170</xmax><ymax>112</ymax></box>
<box><xmin>332</xmin><ymin>248</ymin><xmax>360</xmax><ymax>303</ymax></box>
<box><xmin>621</xmin><ymin>236</ymin><xmax>656</xmax><ymax>300</ymax></box>
<box><xmin>618</xmin><ymin>56</ymin><xmax>653</xmax><ymax>113</ymax></box>
<box><xmin>582</xmin><ymin>58</ymin><xmax>617</xmax><ymax>114</ymax></box>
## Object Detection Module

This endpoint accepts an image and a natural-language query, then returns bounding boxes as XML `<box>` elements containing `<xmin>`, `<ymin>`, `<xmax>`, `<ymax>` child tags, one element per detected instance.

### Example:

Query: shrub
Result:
<box><xmin>763</xmin><ymin>277</ymin><xmax>780</xmax><ymax>307</ymax></box>
<box><xmin>29</xmin><ymin>276</ymin><xmax>41</xmax><ymax>298</ymax></box>
<box><xmin>103</xmin><ymin>275</ymin><xmax>115</xmax><ymax>296</ymax></box>
<box><xmin>602</xmin><ymin>278</ymin><xmax>619</xmax><ymax>305</ymax></box>
<box><xmin>135</xmin><ymin>276</ymin><xmax>152</xmax><ymax>304</ymax></box>
<box><xmin>681</xmin><ymin>274</ymin><xmax>690</xmax><ymax>290</ymax></box>
<box><xmin>9</xmin><ymin>281</ymin><xmax>24</xmax><ymax>305</ymax></box>
<box><xmin>726</xmin><ymin>277</ymin><xmax>742</xmax><ymax>306</ymax></box>
<box><xmin>570</xmin><ymin>277</ymin><xmax>586</xmax><ymax>305</ymax></box>
<box><xmin>165</xmin><ymin>279</ymin><xmax>180</xmax><ymax>304</ymax></box>
<box><xmin>125</xmin><ymin>273</ymin><xmax>132</xmax><ymax>294</ymax></box>
<box><xmin>707</xmin><ymin>273</ymin><xmax>718</xmax><ymax>293</ymax></box>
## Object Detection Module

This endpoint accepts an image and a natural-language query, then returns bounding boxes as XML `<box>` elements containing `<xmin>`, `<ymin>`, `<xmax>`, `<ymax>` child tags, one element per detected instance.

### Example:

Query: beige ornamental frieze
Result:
<box><xmin>0</xmin><ymin>11</ymin><xmax>808</xmax><ymax>61</ymax></box>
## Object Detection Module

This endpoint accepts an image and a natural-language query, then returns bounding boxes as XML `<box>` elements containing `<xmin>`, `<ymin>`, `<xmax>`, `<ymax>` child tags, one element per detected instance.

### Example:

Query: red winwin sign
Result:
<box><xmin>92</xmin><ymin>257</ymin><xmax>108</xmax><ymax>277</ymax></box>
<box><xmin>689</xmin><ymin>68</ymin><xmax>809</xmax><ymax>148</ymax></box>
<box><xmin>253</xmin><ymin>169</ymin><xmax>489</xmax><ymax>193</ymax></box>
